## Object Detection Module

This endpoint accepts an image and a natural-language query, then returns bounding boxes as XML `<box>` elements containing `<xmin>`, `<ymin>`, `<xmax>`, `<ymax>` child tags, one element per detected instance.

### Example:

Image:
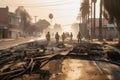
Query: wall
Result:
<box><xmin>0</xmin><ymin>7</ymin><xmax>9</xmax><ymax>25</ymax></box>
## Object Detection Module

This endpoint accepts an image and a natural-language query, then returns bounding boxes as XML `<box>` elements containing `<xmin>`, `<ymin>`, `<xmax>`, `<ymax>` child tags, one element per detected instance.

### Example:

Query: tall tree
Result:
<box><xmin>35</xmin><ymin>19</ymin><xmax>50</xmax><ymax>33</ymax></box>
<box><xmin>80</xmin><ymin>0</ymin><xmax>90</xmax><ymax>38</ymax></box>
<box><xmin>90</xmin><ymin>0</ymin><xmax>93</xmax><ymax>40</ymax></box>
<box><xmin>15</xmin><ymin>6</ymin><xmax>31</xmax><ymax>21</ymax></box>
<box><xmin>103</xmin><ymin>0</ymin><xmax>120</xmax><ymax>44</ymax></box>
<box><xmin>49</xmin><ymin>13</ymin><xmax>53</xmax><ymax>25</ymax></box>
<box><xmin>80</xmin><ymin>0</ymin><xmax>90</xmax><ymax>23</ymax></box>
<box><xmin>92</xmin><ymin>0</ymin><xmax>97</xmax><ymax>38</ymax></box>
<box><xmin>98</xmin><ymin>0</ymin><xmax>103</xmax><ymax>41</ymax></box>
<box><xmin>15</xmin><ymin>6</ymin><xmax>32</xmax><ymax>36</ymax></box>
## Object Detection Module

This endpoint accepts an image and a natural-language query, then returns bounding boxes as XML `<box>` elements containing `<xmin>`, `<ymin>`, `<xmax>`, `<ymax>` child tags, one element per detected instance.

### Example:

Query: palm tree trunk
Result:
<box><xmin>118</xmin><ymin>31</ymin><xmax>120</xmax><ymax>44</ymax></box>
<box><xmin>93</xmin><ymin>2</ymin><xmax>96</xmax><ymax>38</ymax></box>
<box><xmin>91</xmin><ymin>1</ymin><xmax>93</xmax><ymax>40</ymax></box>
<box><xmin>23</xmin><ymin>17</ymin><xmax>27</xmax><ymax>37</ymax></box>
<box><xmin>98</xmin><ymin>0</ymin><xmax>103</xmax><ymax>41</ymax></box>
<box><xmin>116</xmin><ymin>19</ymin><xmax>120</xmax><ymax>45</ymax></box>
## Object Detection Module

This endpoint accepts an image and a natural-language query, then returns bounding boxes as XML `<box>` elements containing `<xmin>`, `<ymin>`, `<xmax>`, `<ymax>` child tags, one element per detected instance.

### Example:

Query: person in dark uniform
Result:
<box><xmin>46</xmin><ymin>32</ymin><xmax>51</xmax><ymax>43</ymax></box>
<box><xmin>55</xmin><ymin>32</ymin><xmax>60</xmax><ymax>43</ymax></box>
<box><xmin>62</xmin><ymin>32</ymin><xmax>66</xmax><ymax>43</ymax></box>
<box><xmin>77</xmin><ymin>31</ymin><xmax>82</xmax><ymax>43</ymax></box>
<box><xmin>70</xmin><ymin>32</ymin><xmax>73</xmax><ymax>42</ymax></box>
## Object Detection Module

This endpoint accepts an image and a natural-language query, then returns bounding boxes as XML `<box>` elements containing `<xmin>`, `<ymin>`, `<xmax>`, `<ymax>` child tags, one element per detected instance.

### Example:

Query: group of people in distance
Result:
<box><xmin>46</xmin><ymin>31</ymin><xmax>82</xmax><ymax>44</ymax></box>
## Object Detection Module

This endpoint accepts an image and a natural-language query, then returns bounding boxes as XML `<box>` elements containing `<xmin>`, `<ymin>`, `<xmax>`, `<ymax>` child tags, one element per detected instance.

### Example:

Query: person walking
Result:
<box><xmin>77</xmin><ymin>31</ymin><xmax>82</xmax><ymax>43</ymax></box>
<box><xmin>55</xmin><ymin>32</ymin><xmax>60</xmax><ymax>43</ymax></box>
<box><xmin>46</xmin><ymin>32</ymin><xmax>51</xmax><ymax>43</ymax></box>
<box><xmin>70</xmin><ymin>32</ymin><xmax>73</xmax><ymax>42</ymax></box>
<box><xmin>62</xmin><ymin>32</ymin><xmax>66</xmax><ymax>43</ymax></box>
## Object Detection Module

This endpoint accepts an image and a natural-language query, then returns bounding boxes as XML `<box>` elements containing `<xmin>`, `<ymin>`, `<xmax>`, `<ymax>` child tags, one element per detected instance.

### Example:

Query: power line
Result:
<box><xmin>0</xmin><ymin>0</ymin><xmax>75</xmax><ymax>7</ymax></box>
<box><xmin>14</xmin><ymin>0</ymin><xmax>72</xmax><ymax>5</ymax></box>
<box><xmin>1</xmin><ymin>0</ymin><xmax>64</xmax><ymax>5</ymax></box>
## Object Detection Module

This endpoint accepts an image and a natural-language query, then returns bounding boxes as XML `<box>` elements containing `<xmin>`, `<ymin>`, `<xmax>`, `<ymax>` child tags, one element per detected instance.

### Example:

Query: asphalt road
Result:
<box><xmin>42</xmin><ymin>57</ymin><xmax>120</xmax><ymax>80</ymax></box>
<box><xmin>0</xmin><ymin>39</ymin><xmax>120</xmax><ymax>80</ymax></box>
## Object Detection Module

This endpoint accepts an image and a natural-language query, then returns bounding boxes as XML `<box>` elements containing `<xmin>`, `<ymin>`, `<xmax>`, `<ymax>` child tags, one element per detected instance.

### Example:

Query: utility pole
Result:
<box><xmin>34</xmin><ymin>16</ymin><xmax>38</xmax><ymax>23</ymax></box>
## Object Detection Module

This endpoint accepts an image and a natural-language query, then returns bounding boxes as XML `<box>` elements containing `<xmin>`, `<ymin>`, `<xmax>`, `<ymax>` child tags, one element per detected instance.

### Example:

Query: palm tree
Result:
<box><xmin>103</xmin><ymin>0</ymin><xmax>120</xmax><ymax>44</ymax></box>
<box><xmin>90</xmin><ymin>0</ymin><xmax>93</xmax><ymax>40</ymax></box>
<box><xmin>49</xmin><ymin>13</ymin><xmax>53</xmax><ymax>25</ymax></box>
<box><xmin>80</xmin><ymin>0</ymin><xmax>90</xmax><ymax>38</ymax></box>
<box><xmin>80</xmin><ymin>0</ymin><xmax>90</xmax><ymax>23</ymax></box>
<box><xmin>92</xmin><ymin>0</ymin><xmax>97</xmax><ymax>38</ymax></box>
<box><xmin>98</xmin><ymin>0</ymin><xmax>103</xmax><ymax>41</ymax></box>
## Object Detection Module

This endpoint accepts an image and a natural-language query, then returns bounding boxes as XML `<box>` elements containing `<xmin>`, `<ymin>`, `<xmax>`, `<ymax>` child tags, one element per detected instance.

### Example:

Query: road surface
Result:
<box><xmin>0</xmin><ymin>39</ymin><xmax>120</xmax><ymax>80</ymax></box>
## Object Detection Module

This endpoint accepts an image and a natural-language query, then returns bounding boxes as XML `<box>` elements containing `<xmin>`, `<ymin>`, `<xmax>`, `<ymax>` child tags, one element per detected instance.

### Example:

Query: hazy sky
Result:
<box><xmin>0</xmin><ymin>0</ymin><xmax>100</xmax><ymax>29</ymax></box>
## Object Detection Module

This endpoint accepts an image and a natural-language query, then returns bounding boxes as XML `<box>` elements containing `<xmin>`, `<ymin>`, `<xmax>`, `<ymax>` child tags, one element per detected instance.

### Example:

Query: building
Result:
<box><xmin>0</xmin><ymin>6</ymin><xmax>21</xmax><ymax>39</ymax></box>
<box><xmin>9</xmin><ymin>12</ymin><xmax>21</xmax><ymax>38</ymax></box>
<box><xmin>0</xmin><ymin>6</ymin><xmax>9</xmax><ymax>39</ymax></box>
<box><xmin>88</xmin><ymin>18</ymin><xmax>118</xmax><ymax>39</ymax></box>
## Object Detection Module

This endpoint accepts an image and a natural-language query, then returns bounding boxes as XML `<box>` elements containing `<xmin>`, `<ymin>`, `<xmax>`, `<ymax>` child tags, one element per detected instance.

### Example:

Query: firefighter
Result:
<box><xmin>55</xmin><ymin>32</ymin><xmax>60</xmax><ymax>43</ymax></box>
<box><xmin>46</xmin><ymin>32</ymin><xmax>51</xmax><ymax>43</ymax></box>
<box><xmin>62</xmin><ymin>32</ymin><xmax>66</xmax><ymax>43</ymax></box>
<box><xmin>77</xmin><ymin>31</ymin><xmax>82</xmax><ymax>43</ymax></box>
<box><xmin>70</xmin><ymin>32</ymin><xmax>73</xmax><ymax>41</ymax></box>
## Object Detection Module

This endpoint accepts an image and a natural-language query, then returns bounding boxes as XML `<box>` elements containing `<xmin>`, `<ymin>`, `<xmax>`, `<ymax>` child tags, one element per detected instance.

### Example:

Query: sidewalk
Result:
<box><xmin>91</xmin><ymin>39</ymin><xmax>120</xmax><ymax>52</ymax></box>
<box><xmin>0</xmin><ymin>37</ymin><xmax>40</xmax><ymax>50</ymax></box>
<box><xmin>0</xmin><ymin>37</ymin><xmax>27</xmax><ymax>42</ymax></box>
<box><xmin>91</xmin><ymin>39</ymin><xmax>120</xmax><ymax>65</ymax></box>
<box><xmin>90</xmin><ymin>39</ymin><xmax>118</xmax><ymax>44</ymax></box>
<box><xmin>0</xmin><ymin>38</ymin><xmax>15</xmax><ymax>42</ymax></box>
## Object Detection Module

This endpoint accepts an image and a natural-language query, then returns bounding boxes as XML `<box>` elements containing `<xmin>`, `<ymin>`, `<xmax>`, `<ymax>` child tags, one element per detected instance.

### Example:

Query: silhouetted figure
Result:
<box><xmin>55</xmin><ymin>32</ymin><xmax>60</xmax><ymax>43</ymax></box>
<box><xmin>46</xmin><ymin>32</ymin><xmax>51</xmax><ymax>43</ymax></box>
<box><xmin>70</xmin><ymin>32</ymin><xmax>73</xmax><ymax>42</ymax></box>
<box><xmin>62</xmin><ymin>32</ymin><xmax>66</xmax><ymax>43</ymax></box>
<box><xmin>77</xmin><ymin>31</ymin><xmax>82</xmax><ymax>43</ymax></box>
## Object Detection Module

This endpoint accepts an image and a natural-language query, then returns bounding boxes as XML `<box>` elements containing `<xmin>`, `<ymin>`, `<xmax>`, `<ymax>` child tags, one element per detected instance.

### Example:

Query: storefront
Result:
<box><xmin>0</xmin><ymin>24</ymin><xmax>9</xmax><ymax>39</ymax></box>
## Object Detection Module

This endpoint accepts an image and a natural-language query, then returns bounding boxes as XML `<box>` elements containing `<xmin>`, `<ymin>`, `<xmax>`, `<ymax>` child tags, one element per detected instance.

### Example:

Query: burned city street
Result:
<box><xmin>0</xmin><ymin>0</ymin><xmax>120</xmax><ymax>80</ymax></box>
<box><xmin>0</xmin><ymin>40</ymin><xmax>120</xmax><ymax>80</ymax></box>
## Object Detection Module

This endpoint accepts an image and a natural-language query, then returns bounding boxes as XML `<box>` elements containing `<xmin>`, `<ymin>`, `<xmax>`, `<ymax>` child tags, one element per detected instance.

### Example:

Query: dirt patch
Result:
<box><xmin>41</xmin><ymin>58</ymin><xmax>109</xmax><ymax>80</ymax></box>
